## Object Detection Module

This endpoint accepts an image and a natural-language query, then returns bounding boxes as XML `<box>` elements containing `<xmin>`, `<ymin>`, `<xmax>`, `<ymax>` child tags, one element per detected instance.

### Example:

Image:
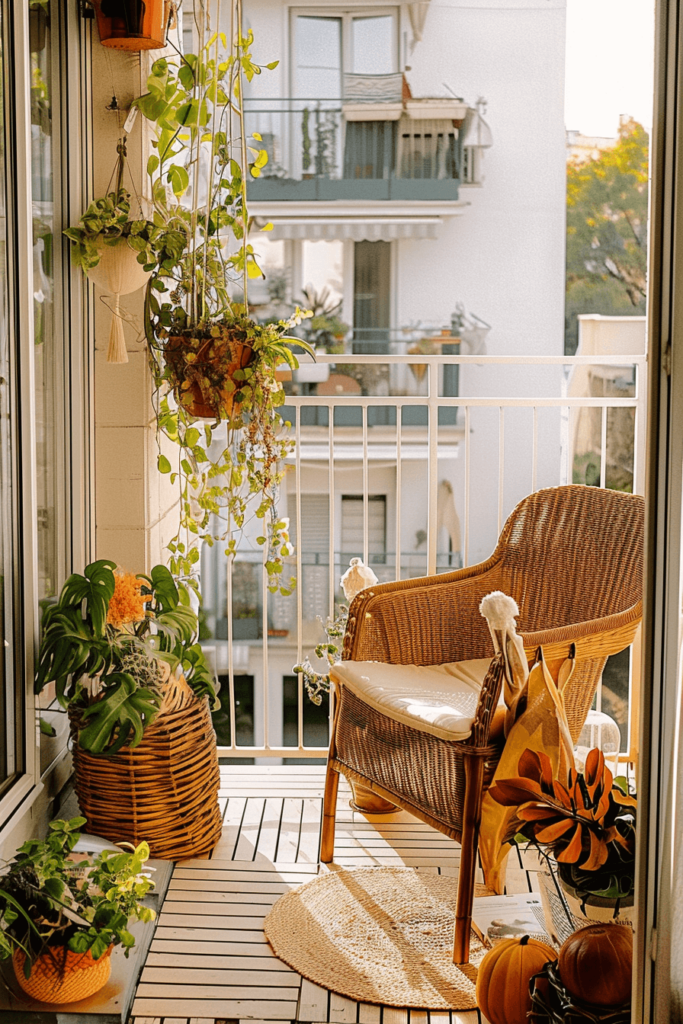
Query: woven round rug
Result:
<box><xmin>263</xmin><ymin>867</ymin><xmax>491</xmax><ymax>1010</ymax></box>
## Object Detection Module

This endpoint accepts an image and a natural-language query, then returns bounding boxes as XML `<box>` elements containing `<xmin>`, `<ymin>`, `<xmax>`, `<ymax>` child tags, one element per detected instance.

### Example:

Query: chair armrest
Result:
<box><xmin>342</xmin><ymin>559</ymin><xmax>503</xmax><ymax>666</ymax></box>
<box><xmin>520</xmin><ymin>601</ymin><xmax>642</xmax><ymax>663</ymax></box>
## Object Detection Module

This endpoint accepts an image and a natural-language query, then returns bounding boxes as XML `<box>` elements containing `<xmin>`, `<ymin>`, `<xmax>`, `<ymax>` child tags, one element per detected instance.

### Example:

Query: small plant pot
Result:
<box><xmin>165</xmin><ymin>333</ymin><xmax>254</xmax><ymax>420</ymax></box>
<box><xmin>13</xmin><ymin>945</ymin><xmax>113</xmax><ymax>1005</ymax></box>
<box><xmin>559</xmin><ymin>878</ymin><xmax>635</xmax><ymax>925</ymax></box>
<box><xmin>92</xmin><ymin>0</ymin><xmax>172</xmax><ymax>50</ymax></box>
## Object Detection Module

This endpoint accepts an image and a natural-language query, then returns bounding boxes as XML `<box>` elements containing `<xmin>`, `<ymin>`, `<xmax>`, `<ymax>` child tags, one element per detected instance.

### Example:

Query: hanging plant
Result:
<box><xmin>133</xmin><ymin>14</ymin><xmax>313</xmax><ymax>589</ymax></box>
<box><xmin>64</xmin><ymin>143</ymin><xmax>186</xmax><ymax>361</ymax></box>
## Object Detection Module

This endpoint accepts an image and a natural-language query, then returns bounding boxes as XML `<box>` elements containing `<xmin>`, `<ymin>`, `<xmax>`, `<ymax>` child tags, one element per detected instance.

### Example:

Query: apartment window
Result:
<box><xmin>341</xmin><ymin>495</ymin><xmax>386</xmax><ymax>565</ymax></box>
<box><xmin>292</xmin><ymin>9</ymin><xmax>399</xmax><ymax>97</ymax></box>
<box><xmin>353</xmin><ymin>240</ymin><xmax>391</xmax><ymax>353</ymax></box>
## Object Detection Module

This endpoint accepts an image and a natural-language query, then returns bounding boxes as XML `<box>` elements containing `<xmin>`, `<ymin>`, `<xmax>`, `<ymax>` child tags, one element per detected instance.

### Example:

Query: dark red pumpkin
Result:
<box><xmin>558</xmin><ymin>924</ymin><xmax>632</xmax><ymax>1008</ymax></box>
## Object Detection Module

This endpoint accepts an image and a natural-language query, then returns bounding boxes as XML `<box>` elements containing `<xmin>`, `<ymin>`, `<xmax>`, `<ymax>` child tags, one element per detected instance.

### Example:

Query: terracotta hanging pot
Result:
<box><xmin>13</xmin><ymin>945</ymin><xmax>113</xmax><ymax>1005</ymax></box>
<box><xmin>165</xmin><ymin>332</ymin><xmax>255</xmax><ymax>420</ymax></box>
<box><xmin>92</xmin><ymin>0</ymin><xmax>175</xmax><ymax>51</ymax></box>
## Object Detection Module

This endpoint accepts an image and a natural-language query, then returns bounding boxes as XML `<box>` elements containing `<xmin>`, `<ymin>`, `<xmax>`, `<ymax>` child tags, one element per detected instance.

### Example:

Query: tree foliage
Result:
<box><xmin>566</xmin><ymin>118</ymin><xmax>649</xmax><ymax>308</ymax></box>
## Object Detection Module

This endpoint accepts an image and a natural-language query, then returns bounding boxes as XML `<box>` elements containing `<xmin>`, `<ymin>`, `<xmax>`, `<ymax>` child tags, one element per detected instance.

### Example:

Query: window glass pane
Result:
<box><xmin>294</xmin><ymin>16</ymin><xmax>341</xmax><ymax>98</ymax></box>
<box><xmin>351</xmin><ymin>15</ymin><xmax>396</xmax><ymax>75</ymax></box>
<box><xmin>0</xmin><ymin>2</ymin><xmax>20</xmax><ymax>790</ymax></box>
<box><xmin>31</xmin><ymin>0</ymin><xmax>60</xmax><ymax>602</ymax></box>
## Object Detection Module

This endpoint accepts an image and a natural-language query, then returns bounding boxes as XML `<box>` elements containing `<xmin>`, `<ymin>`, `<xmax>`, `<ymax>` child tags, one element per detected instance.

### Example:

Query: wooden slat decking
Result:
<box><xmin>130</xmin><ymin>766</ymin><xmax>539</xmax><ymax>1024</ymax></box>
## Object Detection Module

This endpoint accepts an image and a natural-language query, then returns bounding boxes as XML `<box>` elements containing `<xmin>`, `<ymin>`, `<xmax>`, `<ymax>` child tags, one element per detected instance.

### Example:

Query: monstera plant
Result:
<box><xmin>35</xmin><ymin>560</ymin><xmax>215</xmax><ymax>755</ymax></box>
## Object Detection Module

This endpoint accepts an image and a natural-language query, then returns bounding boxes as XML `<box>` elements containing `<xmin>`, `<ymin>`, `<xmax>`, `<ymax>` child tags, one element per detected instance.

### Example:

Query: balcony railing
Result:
<box><xmin>244</xmin><ymin>99</ymin><xmax>464</xmax><ymax>201</ymax></box>
<box><xmin>201</xmin><ymin>351</ymin><xmax>647</xmax><ymax>764</ymax></box>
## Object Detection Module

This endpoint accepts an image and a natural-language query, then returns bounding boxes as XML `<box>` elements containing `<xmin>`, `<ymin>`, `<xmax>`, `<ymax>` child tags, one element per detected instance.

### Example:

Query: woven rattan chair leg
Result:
<box><xmin>321</xmin><ymin>760</ymin><xmax>340</xmax><ymax>863</ymax></box>
<box><xmin>453</xmin><ymin>753</ymin><xmax>485</xmax><ymax>965</ymax></box>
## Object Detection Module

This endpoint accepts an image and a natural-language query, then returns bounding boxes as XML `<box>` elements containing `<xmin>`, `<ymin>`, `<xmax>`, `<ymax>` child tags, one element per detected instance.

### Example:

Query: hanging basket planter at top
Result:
<box><xmin>69</xmin><ymin>674</ymin><xmax>222</xmax><ymax>861</ymax></box>
<box><xmin>92</xmin><ymin>0</ymin><xmax>174</xmax><ymax>51</ymax></box>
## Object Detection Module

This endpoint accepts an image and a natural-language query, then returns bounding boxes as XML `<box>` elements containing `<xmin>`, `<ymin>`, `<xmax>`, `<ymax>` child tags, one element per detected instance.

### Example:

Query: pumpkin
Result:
<box><xmin>476</xmin><ymin>934</ymin><xmax>557</xmax><ymax>1024</ymax></box>
<box><xmin>558</xmin><ymin>924</ymin><xmax>632</xmax><ymax>1008</ymax></box>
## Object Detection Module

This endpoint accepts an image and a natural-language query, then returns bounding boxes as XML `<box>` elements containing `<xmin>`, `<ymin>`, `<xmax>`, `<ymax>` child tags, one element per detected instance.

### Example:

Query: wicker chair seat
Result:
<box><xmin>331</xmin><ymin>657</ymin><xmax>495</xmax><ymax>741</ymax></box>
<box><xmin>334</xmin><ymin>684</ymin><xmax>502</xmax><ymax>838</ymax></box>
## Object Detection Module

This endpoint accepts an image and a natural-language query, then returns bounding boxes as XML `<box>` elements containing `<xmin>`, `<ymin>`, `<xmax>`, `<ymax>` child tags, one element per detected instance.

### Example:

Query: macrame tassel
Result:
<box><xmin>106</xmin><ymin>294</ymin><xmax>128</xmax><ymax>363</ymax></box>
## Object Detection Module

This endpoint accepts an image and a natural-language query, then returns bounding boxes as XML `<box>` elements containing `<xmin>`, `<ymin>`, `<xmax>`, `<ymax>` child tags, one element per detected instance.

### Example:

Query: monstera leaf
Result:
<box><xmin>77</xmin><ymin>674</ymin><xmax>162</xmax><ymax>756</ymax></box>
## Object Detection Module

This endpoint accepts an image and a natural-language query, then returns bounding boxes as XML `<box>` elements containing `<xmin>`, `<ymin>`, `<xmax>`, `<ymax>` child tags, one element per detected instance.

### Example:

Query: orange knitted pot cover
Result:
<box><xmin>12</xmin><ymin>945</ymin><xmax>113</xmax><ymax>1004</ymax></box>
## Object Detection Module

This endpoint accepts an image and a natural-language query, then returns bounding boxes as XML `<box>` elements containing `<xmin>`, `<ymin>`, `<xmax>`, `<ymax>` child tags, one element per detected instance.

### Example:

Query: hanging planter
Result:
<box><xmin>64</xmin><ymin>142</ymin><xmax>187</xmax><ymax>363</ymax></box>
<box><xmin>92</xmin><ymin>0</ymin><xmax>175</xmax><ymax>51</ymax></box>
<box><xmin>87</xmin><ymin>241</ymin><xmax>152</xmax><ymax>363</ymax></box>
<box><xmin>163</xmin><ymin>329</ymin><xmax>256</xmax><ymax>420</ymax></box>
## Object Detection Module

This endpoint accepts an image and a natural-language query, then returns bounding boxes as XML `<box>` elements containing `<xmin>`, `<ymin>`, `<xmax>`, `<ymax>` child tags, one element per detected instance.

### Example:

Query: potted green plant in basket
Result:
<box><xmin>34</xmin><ymin>560</ymin><xmax>222</xmax><ymax>859</ymax></box>
<box><xmin>133</xmin><ymin>26</ymin><xmax>313</xmax><ymax>590</ymax></box>
<box><xmin>489</xmin><ymin>748</ymin><xmax>637</xmax><ymax>923</ymax></box>
<box><xmin>0</xmin><ymin>817</ymin><xmax>154</xmax><ymax>1005</ymax></box>
<box><xmin>64</xmin><ymin>142</ymin><xmax>186</xmax><ymax>363</ymax></box>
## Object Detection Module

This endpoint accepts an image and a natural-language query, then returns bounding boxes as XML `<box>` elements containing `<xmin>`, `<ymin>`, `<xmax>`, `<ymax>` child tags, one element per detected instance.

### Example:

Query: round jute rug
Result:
<box><xmin>263</xmin><ymin>866</ymin><xmax>492</xmax><ymax>1010</ymax></box>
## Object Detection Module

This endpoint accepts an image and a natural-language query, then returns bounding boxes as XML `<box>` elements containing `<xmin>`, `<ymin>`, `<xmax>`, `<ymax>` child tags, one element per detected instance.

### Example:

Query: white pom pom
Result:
<box><xmin>340</xmin><ymin>558</ymin><xmax>379</xmax><ymax>603</ymax></box>
<box><xmin>479</xmin><ymin>591</ymin><xmax>520</xmax><ymax>630</ymax></box>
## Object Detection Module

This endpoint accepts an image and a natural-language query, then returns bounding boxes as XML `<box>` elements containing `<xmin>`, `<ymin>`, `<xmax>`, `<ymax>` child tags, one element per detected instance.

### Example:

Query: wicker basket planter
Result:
<box><xmin>529</xmin><ymin>961</ymin><xmax>631</xmax><ymax>1024</ymax></box>
<box><xmin>12</xmin><ymin>945</ymin><xmax>113</xmax><ymax>1004</ymax></box>
<box><xmin>70</xmin><ymin>675</ymin><xmax>222</xmax><ymax>860</ymax></box>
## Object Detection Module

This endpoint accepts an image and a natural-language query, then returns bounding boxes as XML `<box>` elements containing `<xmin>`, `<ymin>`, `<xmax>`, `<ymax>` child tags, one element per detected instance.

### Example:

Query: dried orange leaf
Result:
<box><xmin>556</xmin><ymin>823</ymin><xmax>584</xmax><ymax>863</ymax></box>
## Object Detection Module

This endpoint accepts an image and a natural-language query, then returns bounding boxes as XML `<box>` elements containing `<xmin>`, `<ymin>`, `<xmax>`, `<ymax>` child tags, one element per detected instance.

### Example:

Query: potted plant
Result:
<box><xmin>0</xmin><ymin>817</ymin><xmax>154</xmax><ymax>1004</ymax></box>
<box><xmin>91</xmin><ymin>0</ymin><xmax>174</xmax><ymax>51</ymax></box>
<box><xmin>133</xmin><ymin>30</ymin><xmax>313</xmax><ymax>589</ymax></box>
<box><xmin>64</xmin><ymin>147</ymin><xmax>186</xmax><ymax>362</ymax></box>
<box><xmin>34</xmin><ymin>561</ymin><xmax>222</xmax><ymax>859</ymax></box>
<box><xmin>292</xmin><ymin>286</ymin><xmax>349</xmax><ymax>384</ymax></box>
<box><xmin>489</xmin><ymin>748</ymin><xmax>637</xmax><ymax>922</ymax></box>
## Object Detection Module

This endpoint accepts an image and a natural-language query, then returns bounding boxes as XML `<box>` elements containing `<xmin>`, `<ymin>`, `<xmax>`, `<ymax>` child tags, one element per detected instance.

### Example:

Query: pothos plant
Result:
<box><xmin>133</xmin><ymin>20</ymin><xmax>313</xmax><ymax>592</ymax></box>
<box><xmin>63</xmin><ymin>141</ymin><xmax>187</xmax><ymax>276</ymax></box>
<box><xmin>34</xmin><ymin>560</ymin><xmax>216</xmax><ymax>756</ymax></box>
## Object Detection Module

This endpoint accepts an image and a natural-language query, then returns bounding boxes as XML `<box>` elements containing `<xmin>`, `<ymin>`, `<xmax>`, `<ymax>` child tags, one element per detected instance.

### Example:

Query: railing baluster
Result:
<box><xmin>295</xmin><ymin>405</ymin><xmax>303</xmax><ymax>752</ymax></box>
<box><xmin>498</xmin><ymin>406</ymin><xmax>505</xmax><ymax>536</ymax></box>
<box><xmin>227</xmin><ymin>553</ymin><xmax>236</xmax><ymax>750</ymax></box>
<box><xmin>427</xmin><ymin>360</ymin><xmax>438</xmax><ymax>576</ymax></box>
<box><xmin>532</xmin><ymin>405</ymin><xmax>538</xmax><ymax>493</ymax></box>
<box><xmin>599</xmin><ymin>404</ymin><xmax>608</xmax><ymax>489</ymax></box>
<box><xmin>363</xmin><ymin>406</ymin><xmax>369</xmax><ymax>567</ymax></box>
<box><xmin>464</xmin><ymin>405</ymin><xmax>471</xmax><ymax>568</ymax></box>
<box><xmin>395</xmin><ymin>403</ymin><xmax>402</xmax><ymax>581</ymax></box>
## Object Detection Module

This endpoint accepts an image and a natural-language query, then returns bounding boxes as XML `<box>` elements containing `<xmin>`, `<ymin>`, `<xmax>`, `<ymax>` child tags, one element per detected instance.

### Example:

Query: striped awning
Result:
<box><xmin>256</xmin><ymin>216</ymin><xmax>442</xmax><ymax>241</ymax></box>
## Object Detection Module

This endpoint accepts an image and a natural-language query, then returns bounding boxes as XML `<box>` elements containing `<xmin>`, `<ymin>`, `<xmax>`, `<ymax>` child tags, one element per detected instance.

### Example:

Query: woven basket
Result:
<box><xmin>70</xmin><ymin>675</ymin><xmax>222</xmax><ymax>860</ymax></box>
<box><xmin>12</xmin><ymin>945</ymin><xmax>112</xmax><ymax>1004</ymax></box>
<box><xmin>529</xmin><ymin>961</ymin><xmax>631</xmax><ymax>1024</ymax></box>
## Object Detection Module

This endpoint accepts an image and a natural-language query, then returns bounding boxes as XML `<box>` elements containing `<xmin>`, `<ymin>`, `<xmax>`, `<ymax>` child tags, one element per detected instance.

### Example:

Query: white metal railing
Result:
<box><xmin>201</xmin><ymin>352</ymin><xmax>647</xmax><ymax>762</ymax></box>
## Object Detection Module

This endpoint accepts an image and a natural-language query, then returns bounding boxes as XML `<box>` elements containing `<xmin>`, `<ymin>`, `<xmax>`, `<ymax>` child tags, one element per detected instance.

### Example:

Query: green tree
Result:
<box><xmin>565</xmin><ymin>118</ymin><xmax>649</xmax><ymax>352</ymax></box>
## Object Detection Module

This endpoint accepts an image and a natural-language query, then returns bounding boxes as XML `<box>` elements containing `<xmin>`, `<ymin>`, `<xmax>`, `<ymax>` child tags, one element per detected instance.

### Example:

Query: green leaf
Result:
<box><xmin>157</xmin><ymin>453</ymin><xmax>172</xmax><ymax>474</ymax></box>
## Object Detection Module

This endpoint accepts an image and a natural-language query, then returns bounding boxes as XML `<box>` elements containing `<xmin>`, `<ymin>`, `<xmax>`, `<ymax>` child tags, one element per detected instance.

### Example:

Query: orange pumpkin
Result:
<box><xmin>558</xmin><ymin>924</ymin><xmax>632</xmax><ymax>1008</ymax></box>
<box><xmin>476</xmin><ymin>934</ymin><xmax>557</xmax><ymax>1024</ymax></box>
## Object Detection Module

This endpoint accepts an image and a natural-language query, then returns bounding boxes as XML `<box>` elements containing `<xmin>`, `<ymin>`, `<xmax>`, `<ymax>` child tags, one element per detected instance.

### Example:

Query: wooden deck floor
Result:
<box><xmin>129</xmin><ymin>766</ymin><xmax>539</xmax><ymax>1024</ymax></box>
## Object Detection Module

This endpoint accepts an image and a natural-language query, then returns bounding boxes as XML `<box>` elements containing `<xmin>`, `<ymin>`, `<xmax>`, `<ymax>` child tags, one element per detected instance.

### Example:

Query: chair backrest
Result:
<box><xmin>493</xmin><ymin>485</ymin><xmax>644</xmax><ymax>634</ymax></box>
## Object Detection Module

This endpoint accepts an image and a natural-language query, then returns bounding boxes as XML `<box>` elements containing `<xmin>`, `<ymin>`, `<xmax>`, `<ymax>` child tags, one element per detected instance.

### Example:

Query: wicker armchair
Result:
<box><xmin>321</xmin><ymin>484</ymin><xmax>644</xmax><ymax>964</ymax></box>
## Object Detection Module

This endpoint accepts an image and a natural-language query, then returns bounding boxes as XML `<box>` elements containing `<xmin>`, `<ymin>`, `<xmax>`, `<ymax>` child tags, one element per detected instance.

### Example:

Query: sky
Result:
<box><xmin>565</xmin><ymin>0</ymin><xmax>655</xmax><ymax>138</ymax></box>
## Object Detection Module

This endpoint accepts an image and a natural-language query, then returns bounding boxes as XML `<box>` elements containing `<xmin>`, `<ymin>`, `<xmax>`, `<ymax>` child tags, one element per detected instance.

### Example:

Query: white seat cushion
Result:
<box><xmin>330</xmin><ymin>658</ymin><xmax>497</xmax><ymax>742</ymax></box>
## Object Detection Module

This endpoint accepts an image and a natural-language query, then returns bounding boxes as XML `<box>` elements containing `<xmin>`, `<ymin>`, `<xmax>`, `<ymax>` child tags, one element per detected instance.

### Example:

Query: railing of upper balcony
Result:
<box><xmin>200</xmin><ymin>351</ymin><xmax>647</xmax><ymax>764</ymax></box>
<box><xmin>244</xmin><ymin>99</ymin><xmax>466</xmax><ymax>201</ymax></box>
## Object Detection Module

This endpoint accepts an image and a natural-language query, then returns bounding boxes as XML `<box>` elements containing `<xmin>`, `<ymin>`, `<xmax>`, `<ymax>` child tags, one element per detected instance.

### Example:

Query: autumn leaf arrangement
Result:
<box><xmin>490</xmin><ymin>748</ymin><xmax>637</xmax><ymax>903</ymax></box>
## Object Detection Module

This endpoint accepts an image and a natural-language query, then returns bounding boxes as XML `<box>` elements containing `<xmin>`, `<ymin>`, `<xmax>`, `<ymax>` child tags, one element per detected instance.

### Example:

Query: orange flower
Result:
<box><xmin>107</xmin><ymin>572</ymin><xmax>151</xmax><ymax>626</ymax></box>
